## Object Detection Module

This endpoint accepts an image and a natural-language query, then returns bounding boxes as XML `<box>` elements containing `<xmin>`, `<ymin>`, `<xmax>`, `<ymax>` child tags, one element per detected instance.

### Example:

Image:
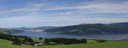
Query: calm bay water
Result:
<box><xmin>12</xmin><ymin>31</ymin><xmax>128</xmax><ymax>40</ymax></box>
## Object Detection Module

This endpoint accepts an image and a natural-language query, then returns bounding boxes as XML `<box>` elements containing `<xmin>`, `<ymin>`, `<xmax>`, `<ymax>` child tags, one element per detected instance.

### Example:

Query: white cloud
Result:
<box><xmin>0</xmin><ymin>15</ymin><xmax>128</xmax><ymax>28</ymax></box>
<box><xmin>0</xmin><ymin>0</ymin><xmax>128</xmax><ymax>15</ymax></box>
<box><xmin>0</xmin><ymin>0</ymin><xmax>128</xmax><ymax>27</ymax></box>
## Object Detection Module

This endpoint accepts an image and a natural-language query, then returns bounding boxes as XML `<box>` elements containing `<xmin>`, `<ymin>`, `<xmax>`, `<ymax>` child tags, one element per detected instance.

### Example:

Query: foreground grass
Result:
<box><xmin>0</xmin><ymin>39</ymin><xmax>37</xmax><ymax>48</ymax></box>
<box><xmin>1</xmin><ymin>39</ymin><xmax>128</xmax><ymax>48</ymax></box>
<box><xmin>38</xmin><ymin>41</ymin><xmax>128</xmax><ymax>48</ymax></box>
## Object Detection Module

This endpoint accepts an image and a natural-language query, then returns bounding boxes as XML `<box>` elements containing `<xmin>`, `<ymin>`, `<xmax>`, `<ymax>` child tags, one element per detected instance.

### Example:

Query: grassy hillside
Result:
<box><xmin>0</xmin><ymin>28</ymin><xmax>23</xmax><ymax>34</ymax></box>
<box><xmin>45</xmin><ymin>22</ymin><xmax>128</xmax><ymax>34</ymax></box>
<box><xmin>0</xmin><ymin>39</ymin><xmax>37</xmax><ymax>48</ymax></box>
<box><xmin>39</xmin><ymin>41</ymin><xmax>128</xmax><ymax>48</ymax></box>
<box><xmin>33</xmin><ymin>39</ymin><xmax>128</xmax><ymax>48</ymax></box>
<box><xmin>1</xmin><ymin>39</ymin><xmax>128</xmax><ymax>48</ymax></box>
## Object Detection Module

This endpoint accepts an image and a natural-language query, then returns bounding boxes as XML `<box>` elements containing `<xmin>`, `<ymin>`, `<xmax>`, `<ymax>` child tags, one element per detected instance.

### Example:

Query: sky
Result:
<box><xmin>0</xmin><ymin>0</ymin><xmax>128</xmax><ymax>28</ymax></box>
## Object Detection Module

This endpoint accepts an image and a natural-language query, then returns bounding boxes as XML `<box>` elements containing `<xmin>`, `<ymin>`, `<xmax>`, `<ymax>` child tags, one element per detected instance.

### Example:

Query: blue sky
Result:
<box><xmin>0</xmin><ymin>0</ymin><xmax>128</xmax><ymax>28</ymax></box>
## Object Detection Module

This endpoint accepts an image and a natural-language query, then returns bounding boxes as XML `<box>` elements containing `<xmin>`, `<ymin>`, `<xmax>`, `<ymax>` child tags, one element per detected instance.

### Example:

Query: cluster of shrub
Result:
<box><xmin>0</xmin><ymin>34</ymin><xmax>34</xmax><ymax>45</ymax></box>
<box><xmin>96</xmin><ymin>40</ymin><xmax>107</xmax><ymax>42</ymax></box>
<box><xmin>12</xmin><ymin>36</ymin><xmax>34</xmax><ymax>45</ymax></box>
<box><xmin>44</xmin><ymin>38</ymin><xmax>87</xmax><ymax>45</ymax></box>
<box><xmin>43</xmin><ymin>38</ymin><xmax>108</xmax><ymax>45</ymax></box>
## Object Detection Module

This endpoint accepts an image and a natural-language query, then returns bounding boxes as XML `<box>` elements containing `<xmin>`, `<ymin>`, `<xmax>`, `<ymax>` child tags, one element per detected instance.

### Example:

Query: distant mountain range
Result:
<box><xmin>35</xmin><ymin>26</ymin><xmax>58</xmax><ymax>30</ymax></box>
<box><xmin>12</xmin><ymin>26</ymin><xmax>59</xmax><ymax>32</ymax></box>
<box><xmin>45</xmin><ymin>22</ymin><xmax>128</xmax><ymax>35</ymax></box>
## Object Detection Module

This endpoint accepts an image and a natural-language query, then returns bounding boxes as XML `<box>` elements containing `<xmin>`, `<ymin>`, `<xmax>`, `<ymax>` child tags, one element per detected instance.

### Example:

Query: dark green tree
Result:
<box><xmin>39</xmin><ymin>37</ymin><xmax>43</xmax><ymax>40</ymax></box>
<box><xmin>80</xmin><ymin>39</ymin><xmax>87</xmax><ymax>43</ymax></box>
<box><xmin>12</xmin><ymin>36</ymin><xmax>21</xmax><ymax>45</ymax></box>
<box><xmin>97</xmin><ymin>40</ymin><xmax>107</xmax><ymax>43</ymax></box>
<box><xmin>28</xmin><ymin>38</ymin><xmax>34</xmax><ymax>45</ymax></box>
<box><xmin>44</xmin><ymin>39</ymin><xmax>50</xmax><ymax>45</ymax></box>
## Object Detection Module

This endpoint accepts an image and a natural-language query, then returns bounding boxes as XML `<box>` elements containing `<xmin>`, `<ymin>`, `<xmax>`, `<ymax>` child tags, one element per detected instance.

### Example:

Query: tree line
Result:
<box><xmin>43</xmin><ymin>38</ymin><xmax>107</xmax><ymax>45</ymax></box>
<box><xmin>44</xmin><ymin>38</ymin><xmax>87</xmax><ymax>45</ymax></box>
<box><xmin>0</xmin><ymin>33</ymin><xmax>107</xmax><ymax>46</ymax></box>
<box><xmin>0</xmin><ymin>34</ymin><xmax>34</xmax><ymax>45</ymax></box>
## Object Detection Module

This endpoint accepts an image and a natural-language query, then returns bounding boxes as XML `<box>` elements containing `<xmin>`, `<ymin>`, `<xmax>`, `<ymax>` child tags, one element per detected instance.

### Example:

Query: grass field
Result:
<box><xmin>1</xmin><ymin>39</ymin><xmax>128</xmax><ymax>48</ymax></box>
<box><xmin>38</xmin><ymin>41</ymin><xmax>128</xmax><ymax>48</ymax></box>
<box><xmin>0</xmin><ymin>39</ymin><xmax>37</xmax><ymax>48</ymax></box>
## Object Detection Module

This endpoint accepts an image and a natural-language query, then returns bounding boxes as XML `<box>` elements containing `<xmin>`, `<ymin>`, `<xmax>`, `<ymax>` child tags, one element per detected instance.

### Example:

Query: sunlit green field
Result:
<box><xmin>1</xmin><ymin>39</ymin><xmax>128</xmax><ymax>48</ymax></box>
<box><xmin>38</xmin><ymin>41</ymin><xmax>128</xmax><ymax>48</ymax></box>
<box><xmin>0</xmin><ymin>39</ymin><xmax>37</xmax><ymax>48</ymax></box>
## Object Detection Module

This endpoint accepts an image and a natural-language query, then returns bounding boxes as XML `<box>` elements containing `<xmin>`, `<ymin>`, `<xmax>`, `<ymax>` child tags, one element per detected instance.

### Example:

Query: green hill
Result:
<box><xmin>1</xmin><ymin>38</ymin><xmax>128</xmax><ymax>48</ymax></box>
<box><xmin>0</xmin><ymin>28</ymin><xmax>23</xmax><ymax>34</ymax></box>
<box><xmin>39</xmin><ymin>41</ymin><xmax>128</xmax><ymax>48</ymax></box>
<box><xmin>0</xmin><ymin>39</ymin><xmax>37</xmax><ymax>48</ymax></box>
<box><xmin>45</xmin><ymin>22</ymin><xmax>128</xmax><ymax>34</ymax></box>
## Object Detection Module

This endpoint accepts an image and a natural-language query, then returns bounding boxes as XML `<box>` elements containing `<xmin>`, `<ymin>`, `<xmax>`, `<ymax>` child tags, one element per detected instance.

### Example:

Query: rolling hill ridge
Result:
<box><xmin>45</xmin><ymin>22</ymin><xmax>128</xmax><ymax>34</ymax></box>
